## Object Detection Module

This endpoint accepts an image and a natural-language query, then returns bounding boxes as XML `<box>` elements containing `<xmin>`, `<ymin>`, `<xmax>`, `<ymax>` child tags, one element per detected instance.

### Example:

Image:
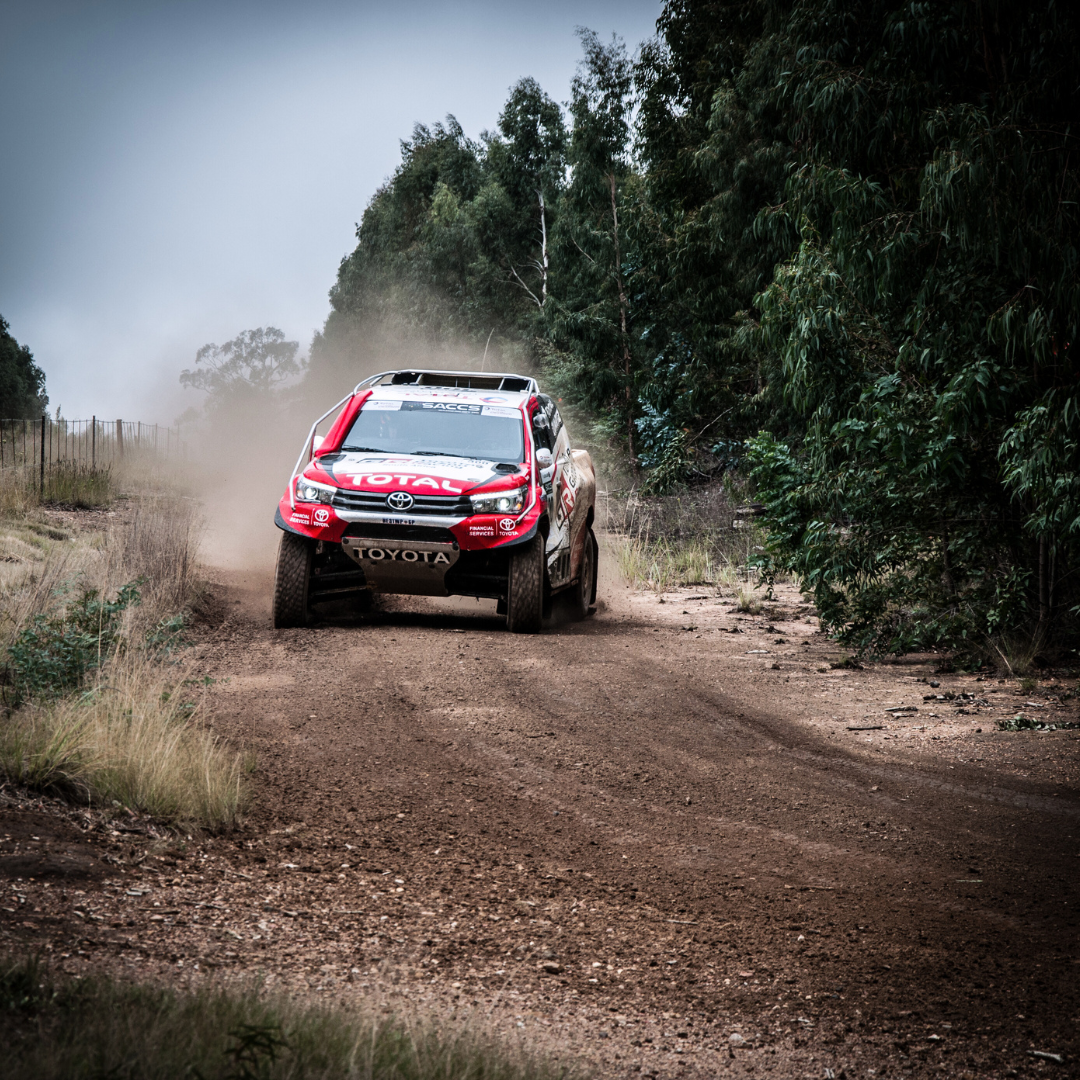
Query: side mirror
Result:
<box><xmin>535</xmin><ymin>447</ymin><xmax>554</xmax><ymax>470</ymax></box>
<box><xmin>312</xmin><ymin>435</ymin><xmax>325</xmax><ymax>454</ymax></box>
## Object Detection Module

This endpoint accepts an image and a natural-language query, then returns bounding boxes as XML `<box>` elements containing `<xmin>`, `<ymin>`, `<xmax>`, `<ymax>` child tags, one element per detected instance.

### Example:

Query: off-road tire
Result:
<box><xmin>273</xmin><ymin>532</ymin><xmax>313</xmax><ymax>628</ymax></box>
<box><xmin>506</xmin><ymin>535</ymin><xmax>544</xmax><ymax>633</ymax></box>
<box><xmin>570</xmin><ymin>527</ymin><xmax>598</xmax><ymax>619</ymax></box>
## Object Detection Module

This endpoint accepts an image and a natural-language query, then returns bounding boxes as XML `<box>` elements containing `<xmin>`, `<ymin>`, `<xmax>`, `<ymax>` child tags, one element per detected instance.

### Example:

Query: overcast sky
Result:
<box><xmin>0</xmin><ymin>0</ymin><xmax>662</xmax><ymax>423</ymax></box>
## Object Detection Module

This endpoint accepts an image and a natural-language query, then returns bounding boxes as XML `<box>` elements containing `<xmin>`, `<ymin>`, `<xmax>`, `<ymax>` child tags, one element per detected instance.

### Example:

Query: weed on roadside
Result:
<box><xmin>5</xmin><ymin>581</ymin><xmax>142</xmax><ymax>702</ymax></box>
<box><xmin>604</xmin><ymin>481</ymin><xmax>769</xmax><ymax>592</ymax></box>
<box><xmin>735</xmin><ymin>586</ymin><xmax>763</xmax><ymax>615</ymax></box>
<box><xmin>0</xmin><ymin>654</ymin><xmax>244</xmax><ymax>827</ymax></box>
<box><xmin>0</xmin><ymin>462</ymin><xmax>115</xmax><ymax>514</ymax></box>
<box><xmin>0</xmin><ymin>957</ymin><xmax>578</xmax><ymax>1080</ymax></box>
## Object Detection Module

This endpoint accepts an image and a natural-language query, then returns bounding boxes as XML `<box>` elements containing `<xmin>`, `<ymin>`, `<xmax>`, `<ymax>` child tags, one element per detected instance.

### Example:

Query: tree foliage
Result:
<box><xmin>180</xmin><ymin>327</ymin><xmax>302</xmax><ymax>401</ymax></box>
<box><xmin>0</xmin><ymin>315</ymin><xmax>48</xmax><ymax>419</ymax></box>
<box><xmin>743</xmin><ymin>0</ymin><xmax>1079</xmax><ymax>656</ymax></box>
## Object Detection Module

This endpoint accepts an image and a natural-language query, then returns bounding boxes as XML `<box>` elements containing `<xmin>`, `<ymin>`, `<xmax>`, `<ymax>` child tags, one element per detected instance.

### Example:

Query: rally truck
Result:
<box><xmin>272</xmin><ymin>369</ymin><xmax>598</xmax><ymax>632</ymax></box>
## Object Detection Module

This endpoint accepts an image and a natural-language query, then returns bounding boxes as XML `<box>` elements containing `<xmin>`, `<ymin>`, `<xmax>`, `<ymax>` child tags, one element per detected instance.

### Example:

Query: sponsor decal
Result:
<box><xmin>498</xmin><ymin>517</ymin><xmax>517</xmax><ymax>534</ymax></box>
<box><xmin>352</xmin><ymin>547</ymin><xmax>452</xmax><ymax>564</ymax></box>
<box><xmin>402</xmin><ymin>401</ymin><xmax>481</xmax><ymax>414</ymax></box>
<box><xmin>362</xmin><ymin>399</ymin><xmax>401</xmax><ymax>411</ymax></box>
<box><xmin>387</xmin><ymin>491</ymin><xmax>414</xmax><ymax>510</ymax></box>
<box><xmin>469</xmin><ymin>524</ymin><xmax>495</xmax><ymax>536</ymax></box>
<box><xmin>560</xmin><ymin>487</ymin><xmax>576</xmax><ymax>521</ymax></box>
<box><xmin>289</xmin><ymin>509</ymin><xmax>312</xmax><ymax>525</ymax></box>
<box><xmin>348</xmin><ymin>472</ymin><xmax>464</xmax><ymax>494</ymax></box>
<box><xmin>312</xmin><ymin>507</ymin><xmax>331</xmax><ymax>525</ymax></box>
<box><xmin>481</xmin><ymin>405</ymin><xmax>519</xmax><ymax>418</ymax></box>
<box><xmin>338</xmin><ymin>453</ymin><xmax>496</xmax><ymax>472</ymax></box>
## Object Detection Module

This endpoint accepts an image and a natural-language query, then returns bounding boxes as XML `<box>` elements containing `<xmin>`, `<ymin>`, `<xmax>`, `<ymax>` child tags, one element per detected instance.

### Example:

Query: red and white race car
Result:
<box><xmin>273</xmin><ymin>369</ymin><xmax>597</xmax><ymax>632</ymax></box>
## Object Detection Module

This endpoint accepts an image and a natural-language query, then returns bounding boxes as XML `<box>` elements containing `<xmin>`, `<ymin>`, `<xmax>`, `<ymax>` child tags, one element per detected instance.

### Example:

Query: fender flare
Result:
<box><xmin>275</xmin><ymin>507</ymin><xmax>309</xmax><ymax>537</ymax></box>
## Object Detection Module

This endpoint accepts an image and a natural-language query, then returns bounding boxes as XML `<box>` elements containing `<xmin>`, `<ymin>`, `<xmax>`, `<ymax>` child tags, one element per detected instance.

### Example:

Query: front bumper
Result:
<box><xmin>275</xmin><ymin>497</ymin><xmax>542</xmax><ymax>600</ymax></box>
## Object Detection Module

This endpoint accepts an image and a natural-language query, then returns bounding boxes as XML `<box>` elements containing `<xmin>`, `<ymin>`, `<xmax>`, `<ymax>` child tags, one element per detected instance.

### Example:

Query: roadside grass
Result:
<box><xmin>109</xmin><ymin>495</ymin><xmax>202</xmax><ymax>622</ymax></box>
<box><xmin>603</xmin><ymin>480</ymin><xmax>771</xmax><ymax>593</ymax></box>
<box><xmin>735</xmin><ymin>586</ymin><xmax>763</xmax><ymax>615</ymax></box>
<box><xmin>0</xmin><ymin>462</ymin><xmax>116</xmax><ymax>513</ymax></box>
<box><xmin>0</xmin><ymin>656</ymin><xmax>244</xmax><ymax>828</ymax></box>
<box><xmin>0</xmin><ymin>479</ymin><xmax>241</xmax><ymax>830</ymax></box>
<box><xmin>1</xmin><ymin>957</ymin><xmax>575</xmax><ymax>1080</ymax></box>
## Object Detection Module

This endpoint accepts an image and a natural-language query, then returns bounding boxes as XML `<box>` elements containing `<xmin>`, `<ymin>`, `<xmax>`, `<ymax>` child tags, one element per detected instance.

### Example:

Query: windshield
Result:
<box><xmin>341</xmin><ymin>400</ymin><xmax>525</xmax><ymax>462</ymax></box>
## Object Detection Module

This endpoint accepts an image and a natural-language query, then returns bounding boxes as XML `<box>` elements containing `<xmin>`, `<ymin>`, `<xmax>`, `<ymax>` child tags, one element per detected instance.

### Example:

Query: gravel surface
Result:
<box><xmin>3</xmin><ymin>543</ymin><xmax>1078</xmax><ymax>1078</ymax></box>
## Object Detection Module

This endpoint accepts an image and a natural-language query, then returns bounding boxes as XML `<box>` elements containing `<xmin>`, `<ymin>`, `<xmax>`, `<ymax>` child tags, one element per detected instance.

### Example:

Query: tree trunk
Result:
<box><xmin>608</xmin><ymin>172</ymin><xmax>634</xmax><ymax>462</ymax></box>
<box><xmin>941</xmin><ymin>520</ymin><xmax>955</xmax><ymax>596</ymax></box>
<box><xmin>1037</xmin><ymin>536</ymin><xmax>1049</xmax><ymax>640</ymax></box>
<box><xmin>537</xmin><ymin>189</ymin><xmax>548</xmax><ymax>306</ymax></box>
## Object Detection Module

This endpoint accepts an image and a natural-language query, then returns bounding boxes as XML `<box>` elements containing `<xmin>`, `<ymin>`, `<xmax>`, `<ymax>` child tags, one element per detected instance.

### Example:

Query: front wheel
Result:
<box><xmin>273</xmin><ymin>532</ymin><xmax>312</xmax><ymax>628</ymax></box>
<box><xmin>506</xmin><ymin>535</ymin><xmax>544</xmax><ymax>633</ymax></box>
<box><xmin>570</xmin><ymin>527</ymin><xmax>598</xmax><ymax>619</ymax></box>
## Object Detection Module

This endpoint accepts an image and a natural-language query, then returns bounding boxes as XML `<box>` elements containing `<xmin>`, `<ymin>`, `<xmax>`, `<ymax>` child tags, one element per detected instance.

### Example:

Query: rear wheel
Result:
<box><xmin>570</xmin><ymin>527</ymin><xmax>598</xmax><ymax>619</ymax></box>
<box><xmin>506</xmin><ymin>535</ymin><xmax>544</xmax><ymax>633</ymax></box>
<box><xmin>273</xmin><ymin>532</ymin><xmax>312</xmax><ymax>628</ymax></box>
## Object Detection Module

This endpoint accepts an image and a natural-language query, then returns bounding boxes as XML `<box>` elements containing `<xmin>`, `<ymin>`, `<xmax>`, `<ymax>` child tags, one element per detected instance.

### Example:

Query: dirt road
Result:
<box><xmin>3</xmin><ymin>547</ymin><xmax>1079</xmax><ymax>1078</ymax></box>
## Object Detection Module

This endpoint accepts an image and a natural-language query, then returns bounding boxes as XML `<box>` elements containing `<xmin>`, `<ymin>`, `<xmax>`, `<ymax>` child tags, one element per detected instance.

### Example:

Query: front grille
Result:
<box><xmin>342</xmin><ymin>523</ymin><xmax>455</xmax><ymax>544</ymax></box>
<box><xmin>331</xmin><ymin>489</ymin><xmax>471</xmax><ymax>517</ymax></box>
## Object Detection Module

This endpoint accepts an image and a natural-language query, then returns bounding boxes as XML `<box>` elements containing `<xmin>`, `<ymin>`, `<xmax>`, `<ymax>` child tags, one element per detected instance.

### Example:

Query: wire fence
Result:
<box><xmin>0</xmin><ymin>416</ymin><xmax>187</xmax><ymax>487</ymax></box>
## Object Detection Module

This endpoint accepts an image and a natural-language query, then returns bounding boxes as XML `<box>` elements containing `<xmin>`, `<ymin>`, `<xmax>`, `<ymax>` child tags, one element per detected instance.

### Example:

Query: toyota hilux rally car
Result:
<box><xmin>273</xmin><ymin>369</ymin><xmax>597</xmax><ymax>632</ymax></box>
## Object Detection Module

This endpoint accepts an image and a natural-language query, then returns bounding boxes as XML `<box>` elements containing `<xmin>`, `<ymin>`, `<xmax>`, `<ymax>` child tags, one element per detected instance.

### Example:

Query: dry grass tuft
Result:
<box><xmin>735</xmin><ymin>585</ymin><xmax>764</xmax><ymax>615</ymax></box>
<box><xmin>0</xmin><ymin>655</ymin><xmax>244</xmax><ymax>828</ymax></box>
<box><xmin>107</xmin><ymin>496</ymin><xmax>202</xmax><ymax>624</ymax></box>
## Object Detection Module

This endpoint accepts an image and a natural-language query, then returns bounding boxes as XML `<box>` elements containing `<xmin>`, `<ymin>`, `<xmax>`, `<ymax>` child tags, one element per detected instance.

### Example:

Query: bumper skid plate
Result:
<box><xmin>342</xmin><ymin>538</ymin><xmax>460</xmax><ymax>596</ymax></box>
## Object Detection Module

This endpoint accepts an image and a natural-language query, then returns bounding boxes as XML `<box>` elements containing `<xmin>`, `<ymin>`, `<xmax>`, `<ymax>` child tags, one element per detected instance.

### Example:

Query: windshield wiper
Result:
<box><xmin>341</xmin><ymin>445</ymin><xmax>388</xmax><ymax>453</ymax></box>
<box><xmin>410</xmin><ymin>450</ymin><xmax>463</xmax><ymax>457</ymax></box>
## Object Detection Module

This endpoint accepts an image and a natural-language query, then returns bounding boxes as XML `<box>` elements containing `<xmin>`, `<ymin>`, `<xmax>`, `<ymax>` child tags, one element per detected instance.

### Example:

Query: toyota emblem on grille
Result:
<box><xmin>387</xmin><ymin>491</ymin><xmax>414</xmax><ymax>511</ymax></box>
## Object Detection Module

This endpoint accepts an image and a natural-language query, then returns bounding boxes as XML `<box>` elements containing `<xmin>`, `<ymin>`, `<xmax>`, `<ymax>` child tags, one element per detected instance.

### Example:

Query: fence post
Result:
<box><xmin>92</xmin><ymin>416</ymin><xmax>96</xmax><ymax>467</ymax></box>
<box><xmin>116</xmin><ymin>419</ymin><xmax>124</xmax><ymax>459</ymax></box>
<box><xmin>40</xmin><ymin>413</ymin><xmax>46</xmax><ymax>497</ymax></box>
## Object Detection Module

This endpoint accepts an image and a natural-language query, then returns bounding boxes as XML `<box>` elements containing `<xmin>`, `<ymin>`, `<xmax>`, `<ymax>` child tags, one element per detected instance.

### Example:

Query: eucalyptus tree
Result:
<box><xmin>549</xmin><ymin>29</ymin><xmax>639</xmax><ymax>455</ymax></box>
<box><xmin>180</xmin><ymin>327</ymin><xmax>302</xmax><ymax>409</ymax></box>
<box><xmin>745</xmin><ymin>0</ymin><xmax>1080</xmax><ymax>657</ymax></box>
<box><xmin>629</xmin><ymin>0</ymin><xmax>796</xmax><ymax>484</ymax></box>
<box><xmin>489</xmin><ymin>77</ymin><xmax>568</xmax><ymax>310</ymax></box>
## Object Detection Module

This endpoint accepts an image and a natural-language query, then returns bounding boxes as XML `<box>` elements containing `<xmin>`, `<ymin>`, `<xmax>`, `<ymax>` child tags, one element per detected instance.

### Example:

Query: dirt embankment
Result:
<box><xmin>3</xmin><ymin>546</ymin><xmax>1079</xmax><ymax>1078</ymax></box>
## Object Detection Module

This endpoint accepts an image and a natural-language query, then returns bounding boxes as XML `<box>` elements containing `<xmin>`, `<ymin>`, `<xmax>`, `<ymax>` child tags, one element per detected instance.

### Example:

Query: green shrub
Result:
<box><xmin>6</xmin><ymin>581</ymin><xmax>141</xmax><ymax>700</ymax></box>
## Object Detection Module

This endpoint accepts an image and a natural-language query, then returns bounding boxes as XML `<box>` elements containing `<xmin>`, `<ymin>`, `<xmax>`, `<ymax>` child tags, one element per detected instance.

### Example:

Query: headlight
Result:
<box><xmin>295</xmin><ymin>477</ymin><xmax>335</xmax><ymax>504</ymax></box>
<box><xmin>470</xmin><ymin>484</ymin><xmax>527</xmax><ymax>515</ymax></box>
